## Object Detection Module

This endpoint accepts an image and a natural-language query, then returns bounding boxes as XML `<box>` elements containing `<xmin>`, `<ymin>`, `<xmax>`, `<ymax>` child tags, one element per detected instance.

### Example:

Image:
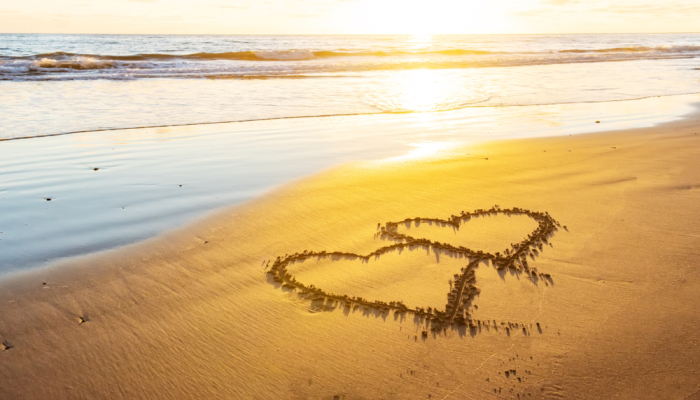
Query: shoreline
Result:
<box><xmin>2</xmin><ymin>105</ymin><xmax>700</xmax><ymax>398</ymax></box>
<box><xmin>1</xmin><ymin>93</ymin><xmax>698</xmax><ymax>273</ymax></box>
<box><xmin>4</xmin><ymin>100</ymin><xmax>699</xmax><ymax>286</ymax></box>
<box><xmin>3</xmin><ymin>90</ymin><xmax>699</xmax><ymax>143</ymax></box>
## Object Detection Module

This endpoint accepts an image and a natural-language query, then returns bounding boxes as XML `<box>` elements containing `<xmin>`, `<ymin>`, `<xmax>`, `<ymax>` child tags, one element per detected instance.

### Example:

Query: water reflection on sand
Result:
<box><xmin>0</xmin><ymin>94</ymin><xmax>696</xmax><ymax>272</ymax></box>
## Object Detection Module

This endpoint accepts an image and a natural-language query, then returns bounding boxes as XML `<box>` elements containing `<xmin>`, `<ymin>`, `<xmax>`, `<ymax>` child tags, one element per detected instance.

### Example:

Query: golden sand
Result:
<box><xmin>2</xmin><ymin>114</ymin><xmax>700</xmax><ymax>399</ymax></box>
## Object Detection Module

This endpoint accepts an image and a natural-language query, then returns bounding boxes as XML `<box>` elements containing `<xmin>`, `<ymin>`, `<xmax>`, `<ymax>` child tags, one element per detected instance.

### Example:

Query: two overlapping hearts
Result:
<box><xmin>267</xmin><ymin>206</ymin><xmax>560</xmax><ymax>326</ymax></box>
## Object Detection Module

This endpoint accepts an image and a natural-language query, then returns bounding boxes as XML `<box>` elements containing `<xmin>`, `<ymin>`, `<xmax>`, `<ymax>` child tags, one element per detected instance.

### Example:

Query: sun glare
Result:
<box><xmin>385</xmin><ymin>141</ymin><xmax>458</xmax><ymax>162</ymax></box>
<box><xmin>400</xmin><ymin>69</ymin><xmax>445</xmax><ymax>112</ymax></box>
<box><xmin>409</xmin><ymin>33</ymin><xmax>434</xmax><ymax>48</ymax></box>
<box><xmin>341</xmin><ymin>0</ymin><xmax>508</xmax><ymax>34</ymax></box>
<box><xmin>374</xmin><ymin>69</ymin><xmax>464</xmax><ymax>113</ymax></box>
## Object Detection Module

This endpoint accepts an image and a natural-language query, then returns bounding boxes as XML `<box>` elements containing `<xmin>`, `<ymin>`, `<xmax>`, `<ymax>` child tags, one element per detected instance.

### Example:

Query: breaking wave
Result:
<box><xmin>559</xmin><ymin>45</ymin><xmax>700</xmax><ymax>53</ymax></box>
<box><xmin>6</xmin><ymin>49</ymin><xmax>500</xmax><ymax>62</ymax></box>
<box><xmin>1</xmin><ymin>45</ymin><xmax>699</xmax><ymax>81</ymax></box>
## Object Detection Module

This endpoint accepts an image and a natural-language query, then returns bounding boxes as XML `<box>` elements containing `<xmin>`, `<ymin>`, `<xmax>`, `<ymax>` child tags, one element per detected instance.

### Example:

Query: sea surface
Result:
<box><xmin>1</xmin><ymin>34</ymin><xmax>700</xmax><ymax>138</ymax></box>
<box><xmin>1</xmin><ymin>34</ymin><xmax>700</xmax><ymax>273</ymax></box>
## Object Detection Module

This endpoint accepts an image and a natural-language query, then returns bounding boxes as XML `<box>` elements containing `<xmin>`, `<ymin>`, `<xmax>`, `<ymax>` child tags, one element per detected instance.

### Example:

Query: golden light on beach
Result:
<box><xmin>4</xmin><ymin>2</ymin><xmax>700</xmax><ymax>398</ymax></box>
<box><xmin>386</xmin><ymin>141</ymin><xmax>457</xmax><ymax>162</ymax></box>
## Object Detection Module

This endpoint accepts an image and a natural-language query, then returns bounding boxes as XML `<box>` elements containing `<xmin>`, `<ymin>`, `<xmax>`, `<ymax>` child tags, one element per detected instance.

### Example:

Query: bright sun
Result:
<box><xmin>340</xmin><ymin>0</ymin><xmax>509</xmax><ymax>35</ymax></box>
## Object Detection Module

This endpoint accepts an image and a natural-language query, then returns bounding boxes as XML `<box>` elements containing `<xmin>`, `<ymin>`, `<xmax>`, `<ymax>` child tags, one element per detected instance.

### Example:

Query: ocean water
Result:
<box><xmin>1</xmin><ymin>34</ymin><xmax>700</xmax><ymax>138</ymax></box>
<box><xmin>3</xmin><ymin>33</ymin><xmax>700</xmax><ymax>81</ymax></box>
<box><xmin>1</xmin><ymin>34</ymin><xmax>700</xmax><ymax>273</ymax></box>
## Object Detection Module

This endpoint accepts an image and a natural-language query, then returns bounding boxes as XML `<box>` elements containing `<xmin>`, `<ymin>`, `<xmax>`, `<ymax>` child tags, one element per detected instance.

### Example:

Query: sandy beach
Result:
<box><xmin>2</xmin><ymin>105</ymin><xmax>700</xmax><ymax>399</ymax></box>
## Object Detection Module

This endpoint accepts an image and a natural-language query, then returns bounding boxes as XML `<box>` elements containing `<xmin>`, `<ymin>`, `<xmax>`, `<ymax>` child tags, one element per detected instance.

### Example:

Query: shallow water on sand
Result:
<box><xmin>2</xmin><ymin>33</ymin><xmax>700</xmax><ymax>139</ymax></box>
<box><xmin>0</xmin><ymin>94</ymin><xmax>697</xmax><ymax>273</ymax></box>
<box><xmin>2</xmin><ymin>59</ymin><xmax>699</xmax><ymax>140</ymax></box>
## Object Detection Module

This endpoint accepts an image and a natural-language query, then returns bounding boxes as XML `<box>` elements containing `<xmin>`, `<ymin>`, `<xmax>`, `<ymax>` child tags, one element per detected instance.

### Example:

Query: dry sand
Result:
<box><xmin>2</xmin><ymin>111</ymin><xmax>700</xmax><ymax>399</ymax></box>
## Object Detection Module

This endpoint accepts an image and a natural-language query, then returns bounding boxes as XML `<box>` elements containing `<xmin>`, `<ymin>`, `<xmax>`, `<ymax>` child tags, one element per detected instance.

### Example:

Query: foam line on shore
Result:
<box><xmin>1</xmin><ymin>91</ymin><xmax>699</xmax><ymax>143</ymax></box>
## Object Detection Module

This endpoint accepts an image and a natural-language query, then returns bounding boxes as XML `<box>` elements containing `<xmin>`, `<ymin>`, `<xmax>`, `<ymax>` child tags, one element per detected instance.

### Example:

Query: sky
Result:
<box><xmin>0</xmin><ymin>0</ymin><xmax>699</xmax><ymax>34</ymax></box>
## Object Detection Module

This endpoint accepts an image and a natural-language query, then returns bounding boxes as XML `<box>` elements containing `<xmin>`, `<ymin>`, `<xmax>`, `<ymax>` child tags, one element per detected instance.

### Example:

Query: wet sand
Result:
<box><xmin>2</xmin><ymin>109</ymin><xmax>700</xmax><ymax>399</ymax></box>
<box><xmin>2</xmin><ymin>94</ymin><xmax>696</xmax><ymax>271</ymax></box>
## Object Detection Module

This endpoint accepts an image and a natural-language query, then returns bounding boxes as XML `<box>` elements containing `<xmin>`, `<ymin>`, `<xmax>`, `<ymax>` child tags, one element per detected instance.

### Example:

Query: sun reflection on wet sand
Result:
<box><xmin>383</xmin><ymin>141</ymin><xmax>460</xmax><ymax>163</ymax></box>
<box><xmin>0</xmin><ymin>94</ymin><xmax>696</xmax><ymax>269</ymax></box>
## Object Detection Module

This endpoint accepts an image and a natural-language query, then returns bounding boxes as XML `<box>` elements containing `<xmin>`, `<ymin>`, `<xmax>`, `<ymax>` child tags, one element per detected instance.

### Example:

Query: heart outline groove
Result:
<box><xmin>266</xmin><ymin>205</ymin><xmax>563</xmax><ymax>335</ymax></box>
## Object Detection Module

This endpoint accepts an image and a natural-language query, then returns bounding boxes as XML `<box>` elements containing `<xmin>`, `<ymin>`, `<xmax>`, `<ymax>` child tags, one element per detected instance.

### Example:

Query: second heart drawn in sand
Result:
<box><xmin>266</xmin><ymin>205</ymin><xmax>564</xmax><ymax>335</ymax></box>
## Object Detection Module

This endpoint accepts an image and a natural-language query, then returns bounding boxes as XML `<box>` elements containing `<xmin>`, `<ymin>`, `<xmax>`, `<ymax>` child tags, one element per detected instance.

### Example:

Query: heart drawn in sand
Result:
<box><xmin>266</xmin><ymin>206</ymin><xmax>562</xmax><ymax>333</ymax></box>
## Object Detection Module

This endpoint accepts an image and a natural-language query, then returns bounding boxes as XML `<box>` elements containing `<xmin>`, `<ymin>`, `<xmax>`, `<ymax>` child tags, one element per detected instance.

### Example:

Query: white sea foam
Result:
<box><xmin>253</xmin><ymin>50</ymin><xmax>316</xmax><ymax>60</ymax></box>
<box><xmin>1</xmin><ymin>35</ymin><xmax>700</xmax><ymax>81</ymax></box>
<box><xmin>30</xmin><ymin>56</ymin><xmax>117</xmax><ymax>70</ymax></box>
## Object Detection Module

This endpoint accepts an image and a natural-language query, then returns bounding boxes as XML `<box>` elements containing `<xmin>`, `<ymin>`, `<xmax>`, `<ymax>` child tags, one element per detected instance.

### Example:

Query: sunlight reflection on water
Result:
<box><xmin>2</xmin><ymin>58</ymin><xmax>699</xmax><ymax>140</ymax></box>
